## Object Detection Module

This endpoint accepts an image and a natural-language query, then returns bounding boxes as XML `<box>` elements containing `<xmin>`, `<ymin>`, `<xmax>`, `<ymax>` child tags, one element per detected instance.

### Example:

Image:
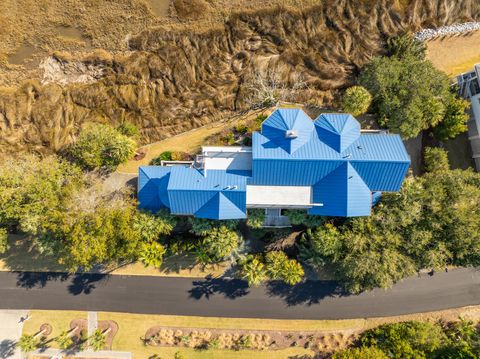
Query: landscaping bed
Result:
<box><xmin>144</xmin><ymin>325</ymin><xmax>359</xmax><ymax>353</ymax></box>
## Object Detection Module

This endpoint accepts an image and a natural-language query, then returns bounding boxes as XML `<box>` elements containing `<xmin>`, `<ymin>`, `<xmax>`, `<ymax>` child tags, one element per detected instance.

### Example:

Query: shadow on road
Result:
<box><xmin>266</xmin><ymin>280</ymin><xmax>345</xmax><ymax>306</ymax></box>
<box><xmin>0</xmin><ymin>339</ymin><xmax>16</xmax><ymax>359</ymax></box>
<box><xmin>15</xmin><ymin>271</ymin><xmax>69</xmax><ymax>289</ymax></box>
<box><xmin>189</xmin><ymin>275</ymin><xmax>249</xmax><ymax>300</ymax></box>
<box><xmin>15</xmin><ymin>271</ymin><xmax>109</xmax><ymax>295</ymax></box>
<box><xmin>68</xmin><ymin>273</ymin><xmax>109</xmax><ymax>295</ymax></box>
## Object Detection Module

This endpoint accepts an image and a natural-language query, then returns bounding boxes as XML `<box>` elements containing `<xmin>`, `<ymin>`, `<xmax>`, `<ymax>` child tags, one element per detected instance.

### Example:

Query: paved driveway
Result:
<box><xmin>0</xmin><ymin>310</ymin><xmax>27</xmax><ymax>359</ymax></box>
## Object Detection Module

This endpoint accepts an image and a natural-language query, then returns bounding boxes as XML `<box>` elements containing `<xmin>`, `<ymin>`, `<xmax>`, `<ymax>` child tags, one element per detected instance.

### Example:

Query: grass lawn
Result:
<box><xmin>427</xmin><ymin>30</ymin><xmax>480</xmax><ymax>76</ymax></box>
<box><xmin>108</xmin><ymin>255</ymin><xmax>229</xmax><ymax>278</ymax></box>
<box><xmin>126</xmin><ymin>346</ymin><xmax>315</xmax><ymax>359</ymax></box>
<box><xmin>117</xmin><ymin>108</ymin><xmax>271</xmax><ymax>174</ymax></box>
<box><xmin>23</xmin><ymin>307</ymin><xmax>480</xmax><ymax>357</ymax></box>
<box><xmin>22</xmin><ymin>310</ymin><xmax>85</xmax><ymax>339</ymax></box>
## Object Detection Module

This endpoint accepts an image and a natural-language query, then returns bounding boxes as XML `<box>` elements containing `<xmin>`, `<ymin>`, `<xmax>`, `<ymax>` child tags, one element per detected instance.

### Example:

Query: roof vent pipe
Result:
<box><xmin>285</xmin><ymin>130</ymin><xmax>298</xmax><ymax>138</ymax></box>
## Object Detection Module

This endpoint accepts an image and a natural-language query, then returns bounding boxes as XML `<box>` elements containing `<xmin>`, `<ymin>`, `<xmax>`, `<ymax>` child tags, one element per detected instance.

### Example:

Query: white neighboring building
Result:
<box><xmin>457</xmin><ymin>64</ymin><xmax>480</xmax><ymax>171</ymax></box>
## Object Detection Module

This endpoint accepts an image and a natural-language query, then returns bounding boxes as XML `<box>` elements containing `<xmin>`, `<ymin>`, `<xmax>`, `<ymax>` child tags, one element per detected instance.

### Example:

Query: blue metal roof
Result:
<box><xmin>253</xmin><ymin>131</ymin><xmax>410</xmax><ymax>162</ymax></box>
<box><xmin>261</xmin><ymin>108</ymin><xmax>314</xmax><ymax>154</ymax></box>
<box><xmin>315</xmin><ymin>113</ymin><xmax>360</xmax><ymax>153</ymax></box>
<box><xmin>309</xmin><ymin>162</ymin><xmax>372</xmax><ymax>217</ymax></box>
<box><xmin>138</xmin><ymin>108</ymin><xmax>410</xmax><ymax>219</ymax></box>
<box><xmin>167</xmin><ymin>167</ymin><xmax>248</xmax><ymax>219</ymax></box>
<box><xmin>138</xmin><ymin>167</ymin><xmax>172</xmax><ymax>212</ymax></box>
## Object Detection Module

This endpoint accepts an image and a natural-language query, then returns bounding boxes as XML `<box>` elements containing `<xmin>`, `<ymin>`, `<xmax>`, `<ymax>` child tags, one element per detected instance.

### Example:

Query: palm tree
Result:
<box><xmin>138</xmin><ymin>241</ymin><xmax>166</xmax><ymax>268</ymax></box>
<box><xmin>89</xmin><ymin>329</ymin><xmax>106</xmax><ymax>351</ymax></box>
<box><xmin>240</xmin><ymin>256</ymin><xmax>267</xmax><ymax>286</ymax></box>
<box><xmin>56</xmin><ymin>330</ymin><xmax>74</xmax><ymax>350</ymax></box>
<box><xmin>17</xmin><ymin>334</ymin><xmax>38</xmax><ymax>353</ymax></box>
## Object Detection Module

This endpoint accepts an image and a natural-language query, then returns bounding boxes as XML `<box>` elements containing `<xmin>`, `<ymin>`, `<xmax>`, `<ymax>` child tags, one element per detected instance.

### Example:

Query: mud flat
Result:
<box><xmin>146</xmin><ymin>0</ymin><xmax>171</xmax><ymax>17</ymax></box>
<box><xmin>7</xmin><ymin>44</ymin><xmax>37</xmax><ymax>65</ymax></box>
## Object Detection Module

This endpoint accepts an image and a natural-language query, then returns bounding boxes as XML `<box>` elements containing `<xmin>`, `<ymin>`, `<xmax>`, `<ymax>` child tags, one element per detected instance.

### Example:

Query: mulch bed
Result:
<box><xmin>39</xmin><ymin>323</ymin><xmax>52</xmax><ymax>336</ymax></box>
<box><xmin>145</xmin><ymin>325</ymin><xmax>360</xmax><ymax>353</ymax></box>
<box><xmin>97</xmin><ymin>320</ymin><xmax>119</xmax><ymax>349</ymax></box>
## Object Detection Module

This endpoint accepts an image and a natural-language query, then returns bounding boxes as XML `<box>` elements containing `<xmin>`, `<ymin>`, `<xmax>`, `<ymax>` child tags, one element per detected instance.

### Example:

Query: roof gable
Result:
<box><xmin>314</xmin><ymin>113</ymin><xmax>360</xmax><ymax>153</ymax></box>
<box><xmin>195</xmin><ymin>192</ymin><xmax>246</xmax><ymax>220</ymax></box>
<box><xmin>309</xmin><ymin>162</ymin><xmax>371</xmax><ymax>217</ymax></box>
<box><xmin>261</xmin><ymin>108</ymin><xmax>314</xmax><ymax>154</ymax></box>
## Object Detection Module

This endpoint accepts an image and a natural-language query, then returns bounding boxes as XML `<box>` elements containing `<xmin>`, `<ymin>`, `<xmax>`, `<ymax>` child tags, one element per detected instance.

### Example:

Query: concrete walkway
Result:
<box><xmin>0</xmin><ymin>310</ymin><xmax>28</xmax><ymax>359</ymax></box>
<box><xmin>31</xmin><ymin>348</ymin><xmax>131</xmax><ymax>359</ymax></box>
<box><xmin>87</xmin><ymin>311</ymin><xmax>98</xmax><ymax>337</ymax></box>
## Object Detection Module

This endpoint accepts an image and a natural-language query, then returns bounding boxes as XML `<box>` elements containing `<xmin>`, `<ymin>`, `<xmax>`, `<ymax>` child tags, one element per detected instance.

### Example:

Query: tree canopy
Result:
<box><xmin>342</xmin><ymin>86</ymin><xmax>372</xmax><ymax>117</ymax></box>
<box><xmin>196</xmin><ymin>225</ymin><xmax>240</xmax><ymax>263</ymax></box>
<box><xmin>423</xmin><ymin>147</ymin><xmax>450</xmax><ymax>174</ymax></box>
<box><xmin>434</xmin><ymin>96</ymin><xmax>470</xmax><ymax>141</ymax></box>
<box><xmin>359</xmin><ymin>55</ymin><xmax>452</xmax><ymax>139</ymax></box>
<box><xmin>335</xmin><ymin>319</ymin><xmax>480</xmax><ymax>359</ymax></box>
<box><xmin>69</xmin><ymin>123</ymin><xmax>136</xmax><ymax>171</ymax></box>
<box><xmin>300</xmin><ymin>168</ymin><xmax>480</xmax><ymax>293</ymax></box>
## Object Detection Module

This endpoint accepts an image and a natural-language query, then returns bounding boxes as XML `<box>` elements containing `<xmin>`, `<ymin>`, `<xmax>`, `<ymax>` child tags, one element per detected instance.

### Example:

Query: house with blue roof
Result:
<box><xmin>138</xmin><ymin>108</ymin><xmax>410</xmax><ymax>225</ymax></box>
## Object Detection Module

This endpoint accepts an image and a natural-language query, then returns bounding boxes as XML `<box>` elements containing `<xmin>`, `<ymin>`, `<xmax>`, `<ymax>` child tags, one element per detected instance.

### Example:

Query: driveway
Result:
<box><xmin>0</xmin><ymin>268</ymin><xmax>479</xmax><ymax>320</ymax></box>
<box><xmin>0</xmin><ymin>310</ymin><xmax>27</xmax><ymax>359</ymax></box>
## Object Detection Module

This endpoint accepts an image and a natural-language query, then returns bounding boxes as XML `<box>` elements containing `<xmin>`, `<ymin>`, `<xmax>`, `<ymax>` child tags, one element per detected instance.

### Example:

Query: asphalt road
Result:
<box><xmin>0</xmin><ymin>268</ymin><xmax>479</xmax><ymax>319</ymax></box>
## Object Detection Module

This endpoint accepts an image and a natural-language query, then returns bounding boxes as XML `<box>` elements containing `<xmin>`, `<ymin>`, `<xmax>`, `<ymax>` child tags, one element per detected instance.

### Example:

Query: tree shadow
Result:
<box><xmin>266</xmin><ymin>280</ymin><xmax>345</xmax><ymax>306</ymax></box>
<box><xmin>0</xmin><ymin>340</ymin><xmax>16</xmax><ymax>359</ymax></box>
<box><xmin>15</xmin><ymin>271</ymin><xmax>70</xmax><ymax>289</ymax></box>
<box><xmin>67</xmin><ymin>273</ymin><xmax>109</xmax><ymax>295</ymax></box>
<box><xmin>189</xmin><ymin>275</ymin><xmax>249</xmax><ymax>300</ymax></box>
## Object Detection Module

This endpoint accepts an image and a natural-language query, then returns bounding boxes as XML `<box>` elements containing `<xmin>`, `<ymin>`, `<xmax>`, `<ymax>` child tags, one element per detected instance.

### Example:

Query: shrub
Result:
<box><xmin>434</xmin><ymin>96</ymin><xmax>469</xmax><ymax>140</ymax></box>
<box><xmin>150</xmin><ymin>151</ymin><xmax>172</xmax><ymax>165</ymax></box>
<box><xmin>342</xmin><ymin>86</ymin><xmax>372</xmax><ymax>117</ymax></box>
<box><xmin>69</xmin><ymin>123</ymin><xmax>136</xmax><ymax>171</ymax></box>
<box><xmin>361</xmin><ymin>321</ymin><xmax>446</xmax><ymax>357</ymax></box>
<box><xmin>238</xmin><ymin>255</ymin><xmax>267</xmax><ymax>286</ymax></box>
<box><xmin>139</xmin><ymin>241</ymin><xmax>166</xmax><ymax>268</ymax></box>
<box><xmin>386</xmin><ymin>33</ymin><xmax>426</xmax><ymax>60</ymax></box>
<box><xmin>235</xmin><ymin>123</ymin><xmax>249</xmax><ymax>134</ymax></box>
<box><xmin>133</xmin><ymin>210</ymin><xmax>177</xmax><ymax>242</ymax></box>
<box><xmin>246</xmin><ymin>209</ymin><xmax>265</xmax><ymax>229</ymax></box>
<box><xmin>423</xmin><ymin>147</ymin><xmax>449</xmax><ymax>173</ymax></box>
<box><xmin>116</xmin><ymin>122</ymin><xmax>140</xmax><ymax>138</ymax></box>
<box><xmin>189</xmin><ymin>218</ymin><xmax>238</xmax><ymax>236</ymax></box>
<box><xmin>242</xmin><ymin>136</ymin><xmax>252</xmax><ymax>146</ymax></box>
<box><xmin>265</xmin><ymin>251</ymin><xmax>304</xmax><ymax>285</ymax></box>
<box><xmin>284</xmin><ymin>209</ymin><xmax>324</xmax><ymax>228</ymax></box>
<box><xmin>0</xmin><ymin>228</ymin><xmax>8</xmax><ymax>254</ymax></box>
<box><xmin>171</xmin><ymin>151</ymin><xmax>192</xmax><ymax>161</ymax></box>
<box><xmin>197</xmin><ymin>226</ymin><xmax>240</xmax><ymax>263</ymax></box>
<box><xmin>332</xmin><ymin>346</ymin><xmax>389</xmax><ymax>359</ymax></box>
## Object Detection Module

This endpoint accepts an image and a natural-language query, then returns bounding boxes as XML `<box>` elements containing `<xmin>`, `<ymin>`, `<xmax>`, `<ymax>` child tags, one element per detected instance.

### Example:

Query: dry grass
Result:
<box><xmin>1</xmin><ymin>0</ymin><xmax>479</xmax><ymax>155</ymax></box>
<box><xmin>427</xmin><ymin>30</ymin><xmax>480</xmax><ymax>76</ymax></box>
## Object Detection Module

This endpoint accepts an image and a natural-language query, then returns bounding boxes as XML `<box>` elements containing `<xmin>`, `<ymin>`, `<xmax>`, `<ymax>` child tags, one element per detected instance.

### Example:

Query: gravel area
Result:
<box><xmin>415</xmin><ymin>22</ymin><xmax>480</xmax><ymax>41</ymax></box>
